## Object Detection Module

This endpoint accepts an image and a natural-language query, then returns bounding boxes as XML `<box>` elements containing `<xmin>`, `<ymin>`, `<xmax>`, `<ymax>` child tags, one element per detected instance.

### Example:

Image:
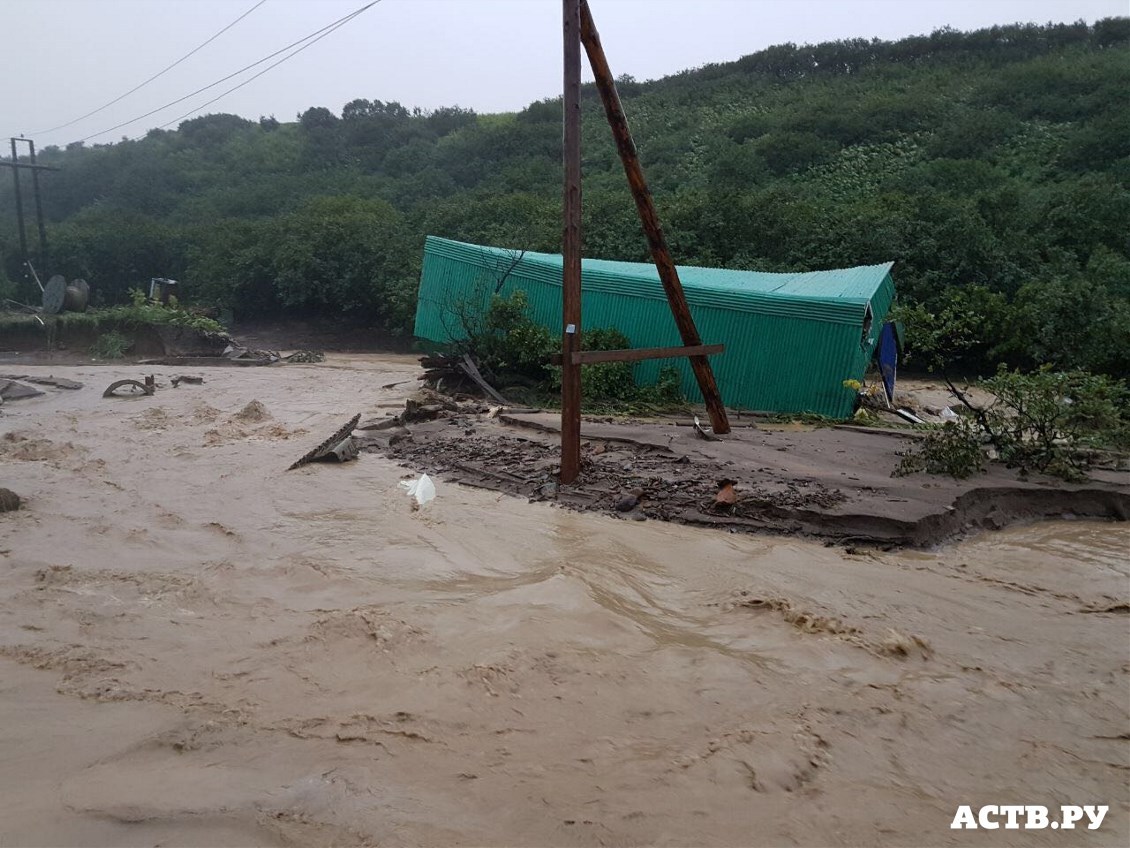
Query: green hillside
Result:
<box><xmin>2</xmin><ymin>18</ymin><xmax>1128</xmax><ymax>374</ymax></box>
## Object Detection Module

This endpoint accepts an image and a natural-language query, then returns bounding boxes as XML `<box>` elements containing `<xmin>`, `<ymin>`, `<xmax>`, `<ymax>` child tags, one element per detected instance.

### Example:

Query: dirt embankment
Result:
<box><xmin>0</xmin><ymin>316</ymin><xmax>229</xmax><ymax>360</ymax></box>
<box><xmin>364</xmin><ymin>398</ymin><xmax>1130</xmax><ymax>548</ymax></box>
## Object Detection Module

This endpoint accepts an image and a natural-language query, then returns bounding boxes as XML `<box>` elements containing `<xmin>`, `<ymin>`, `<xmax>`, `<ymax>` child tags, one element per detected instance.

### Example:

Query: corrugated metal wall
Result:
<box><xmin>415</xmin><ymin>237</ymin><xmax>896</xmax><ymax>418</ymax></box>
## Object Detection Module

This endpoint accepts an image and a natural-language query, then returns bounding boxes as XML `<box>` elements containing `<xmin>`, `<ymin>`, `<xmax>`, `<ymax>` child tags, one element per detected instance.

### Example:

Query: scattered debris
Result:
<box><xmin>102</xmin><ymin>377</ymin><xmax>156</xmax><ymax>398</ymax></box>
<box><xmin>693</xmin><ymin>415</ymin><xmax>719</xmax><ymax>441</ymax></box>
<box><xmin>288</xmin><ymin>413</ymin><xmax>362</xmax><ymax>471</ymax></box>
<box><xmin>419</xmin><ymin>352</ymin><xmax>512</xmax><ymax>404</ymax></box>
<box><xmin>0</xmin><ymin>487</ymin><xmax>20</xmax><ymax>513</ymax></box>
<box><xmin>283</xmin><ymin>350</ymin><xmax>326</xmax><ymax>363</ymax></box>
<box><xmin>895</xmin><ymin>408</ymin><xmax>925</xmax><ymax>425</ymax></box>
<box><xmin>170</xmin><ymin>375</ymin><xmax>204</xmax><ymax>388</ymax></box>
<box><xmin>139</xmin><ymin>356</ymin><xmax>270</xmax><ymax>368</ymax></box>
<box><xmin>400</xmin><ymin>473</ymin><xmax>437</xmax><ymax>509</ymax></box>
<box><xmin>363</xmin><ymin>388</ymin><xmax>490</xmax><ymax>432</ymax></box>
<box><xmin>234</xmin><ymin>400</ymin><xmax>271</xmax><ymax>423</ymax></box>
<box><xmin>404</xmin><ymin>388</ymin><xmax>457</xmax><ymax>423</ymax></box>
<box><xmin>1</xmin><ymin>374</ymin><xmax>83</xmax><ymax>390</ymax></box>
<box><xmin>222</xmin><ymin>344</ymin><xmax>280</xmax><ymax>365</ymax></box>
<box><xmin>0</xmin><ymin>379</ymin><xmax>45</xmax><ymax>401</ymax></box>
<box><xmin>459</xmin><ymin>354</ymin><xmax>510</xmax><ymax>405</ymax></box>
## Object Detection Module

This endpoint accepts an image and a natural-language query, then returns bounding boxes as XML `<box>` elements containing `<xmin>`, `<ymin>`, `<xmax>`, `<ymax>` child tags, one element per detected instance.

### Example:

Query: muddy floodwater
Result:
<box><xmin>1</xmin><ymin>354</ymin><xmax>1127</xmax><ymax>847</ymax></box>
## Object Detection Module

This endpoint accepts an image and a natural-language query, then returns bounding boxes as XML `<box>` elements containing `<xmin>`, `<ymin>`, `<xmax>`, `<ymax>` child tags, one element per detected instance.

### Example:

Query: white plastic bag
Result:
<box><xmin>399</xmin><ymin>473</ymin><xmax>436</xmax><ymax>507</ymax></box>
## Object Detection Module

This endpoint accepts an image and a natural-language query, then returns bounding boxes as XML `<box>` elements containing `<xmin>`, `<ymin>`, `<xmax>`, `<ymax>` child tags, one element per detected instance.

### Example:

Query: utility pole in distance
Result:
<box><xmin>2</xmin><ymin>138</ymin><xmax>59</xmax><ymax>280</ymax></box>
<box><xmin>8</xmin><ymin>139</ymin><xmax>29</xmax><ymax>271</ymax></box>
<box><xmin>28</xmin><ymin>139</ymin><xmax>49</xmax><ymax>274</ymax></box>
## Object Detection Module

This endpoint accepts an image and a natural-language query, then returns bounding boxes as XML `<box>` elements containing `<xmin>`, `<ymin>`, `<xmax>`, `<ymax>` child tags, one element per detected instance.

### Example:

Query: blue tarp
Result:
<box><xmin>878</xmin><ymin>321</ymin><xmax>898</xmax><ymax>403</ymax></box>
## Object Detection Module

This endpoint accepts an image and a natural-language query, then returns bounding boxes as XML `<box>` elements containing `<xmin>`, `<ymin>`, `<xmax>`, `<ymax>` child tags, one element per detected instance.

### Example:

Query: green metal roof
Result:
<box><xmin>423</xmin><ymin>236</ymin><xmax>893</xmax><ymax>326</ymax></box>
<box><xmin>415</xmin><ymin>236</ymin><xmax>897</xmax><ymax>417</ymax></box>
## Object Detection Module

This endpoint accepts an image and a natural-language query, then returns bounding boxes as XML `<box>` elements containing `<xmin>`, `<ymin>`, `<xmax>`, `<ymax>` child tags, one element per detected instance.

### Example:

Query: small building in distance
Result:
<box><xmin>414</xmin><ymin>236</ymin><xmax>896</xmax><ymax>419</ymax></box>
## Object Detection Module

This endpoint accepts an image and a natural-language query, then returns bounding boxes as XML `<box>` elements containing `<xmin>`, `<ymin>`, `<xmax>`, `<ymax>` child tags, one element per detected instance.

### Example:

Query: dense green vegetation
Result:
<box><xmin>2</xmin><ymin>19</ymin><xmax>1127</xmax><ymax>375</ymax></box>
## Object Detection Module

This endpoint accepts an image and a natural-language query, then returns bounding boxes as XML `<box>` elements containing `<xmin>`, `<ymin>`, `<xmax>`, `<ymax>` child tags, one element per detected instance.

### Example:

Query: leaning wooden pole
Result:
<box><xmin>560</xmin><ymin>0</ymin><xmax>584</xmax><ymax>482</ymax></box>
<box><xmin>579</xmin><ymin>0</ymin><xmax>730</xmax><ymax>434</ymax></box>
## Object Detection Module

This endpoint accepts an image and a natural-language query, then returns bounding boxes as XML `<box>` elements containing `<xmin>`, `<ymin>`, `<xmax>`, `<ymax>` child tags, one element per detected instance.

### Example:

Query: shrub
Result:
<box><xmin>895</xmin><ymin>417</ymin><xmax>985</xmax><ymax>478</ymax></box>
<box><xmin>90</xmin><ymin>330</ymin><xmax>131</xmax><ymax>359</ymax></box>
<box><xmin>451</xmin><ymin>290</ymin><xmax>687</xmax><ymax>411</ymax></box>
<box><xmin>896</xmin><ymin>367</ymin><xmax>1129</xmax><ymax>481</ymax></box>
<box><xmin>580</xmin><ymin>328</ymin><xmax>635</xmax><ymax>402</ymax></box>
<box><xmin>980</xmin><ymin>367</ymin><xmax>1129</xmax><ymax>477</ymax></box>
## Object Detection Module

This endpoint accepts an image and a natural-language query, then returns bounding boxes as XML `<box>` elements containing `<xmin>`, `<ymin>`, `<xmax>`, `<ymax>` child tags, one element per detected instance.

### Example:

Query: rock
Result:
<box><xmin>615</xmin><ymin>488</ymin><xmax>644</xmax><ymax>512</ymax></box>
<box><xmin>0</xmin><ymin>488</ymin><xmax>20</xmax><ymax>513</ymax></box>
<box><xmin>714</xmin><ymin>479</ymin><xmax>738</xmax><ymax>507</ymax></box>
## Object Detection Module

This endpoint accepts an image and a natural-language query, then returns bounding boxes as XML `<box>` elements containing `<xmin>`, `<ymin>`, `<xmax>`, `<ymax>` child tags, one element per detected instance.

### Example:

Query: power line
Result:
<box><xmin>34</xmin><ymin>0</ymin><xmax>269</xmax><ymax>136</ymax></box>
<box><xmin>157</xmin><ymin>3</ymin><xmax>379</xmax><ymax>132</ymax></box>
<box><xmin>71</xmin><ymin>1</ymin><xmax>379</xmax><ymax>145</ymax></box>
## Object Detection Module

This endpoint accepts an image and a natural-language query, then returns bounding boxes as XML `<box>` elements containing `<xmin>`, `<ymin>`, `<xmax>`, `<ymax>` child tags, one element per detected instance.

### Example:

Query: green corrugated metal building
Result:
<box><xmin>414</xmin><ymin>236</ymin><xmax>896</xmax><ymax>418</ymax></box>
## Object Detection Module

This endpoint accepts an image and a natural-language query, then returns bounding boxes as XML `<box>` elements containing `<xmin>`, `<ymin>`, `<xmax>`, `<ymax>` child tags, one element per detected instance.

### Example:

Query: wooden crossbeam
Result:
<box><xmin>551</xmin><ymin>343</ymin><xmax>724</xmax><ymax>366</ymax></box>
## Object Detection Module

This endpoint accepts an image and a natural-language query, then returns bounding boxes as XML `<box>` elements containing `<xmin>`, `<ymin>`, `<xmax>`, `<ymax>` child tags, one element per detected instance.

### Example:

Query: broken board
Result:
<box><xmin>287</xmin><ymin>413</ymin><xmax>362</xmax><ymax>471</ymax></box>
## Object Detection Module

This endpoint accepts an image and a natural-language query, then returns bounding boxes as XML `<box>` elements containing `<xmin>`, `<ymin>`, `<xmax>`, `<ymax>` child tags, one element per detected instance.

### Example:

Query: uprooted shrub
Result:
<box><xmin>896</xmin><ymin>367</ymin><xmax>1129</xmax><ymax>480</ymax></box>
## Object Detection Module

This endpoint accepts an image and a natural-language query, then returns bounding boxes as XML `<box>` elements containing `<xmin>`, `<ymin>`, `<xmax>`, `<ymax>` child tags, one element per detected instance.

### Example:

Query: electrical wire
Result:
<box><xmin>70</xmin><ymin>1</ymin><xmax>379</xmax><ymax>145</ymax></box>
<box><xmin>34</xmin><ymin>0</ymin><xmax>269</xmax><ymax>136</ymax></box>
<box><xmin>156</xmin><ymin>2</ymin><xmax>378</xmax><ymax>132</ymax></box>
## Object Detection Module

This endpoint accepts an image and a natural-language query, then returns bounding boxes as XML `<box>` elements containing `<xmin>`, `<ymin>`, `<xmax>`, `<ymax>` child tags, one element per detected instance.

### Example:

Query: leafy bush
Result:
<box><xmin>896</xmin><ymin>367</ymin><xmax>1129</xmax><ymax>480</ymax></box>
<box><xmin>453</xmin><ymin>292</ymin><xmax>686</xmax><ymax>411</ymax></box>
<box><xmin>90</xmin><ymin>330</ymin><xmax>130</xmax><ymax>359</ymax></box>
<box><xmin>454</xmin><ymin>290</ymin><xmax>555</xmax><ymax>386</ymax></box>
<box><xmin>573</xmin><ymin>329</ymin><xmax>687</xmax><ymax>412</ymax></box>
<box><xmin>895</xmin><ymin>417</ymin><xmax>985</xmax><ymax>478</ymax></box>
<box><xmin>979</xmin><ymin>367</ymin><xmax>1129</xmax><ymax>477</ymax></box>
<box><xmin>579</xmin><ymin>328</ymin><xmax>635</xmax><ymax>402</ymax></box>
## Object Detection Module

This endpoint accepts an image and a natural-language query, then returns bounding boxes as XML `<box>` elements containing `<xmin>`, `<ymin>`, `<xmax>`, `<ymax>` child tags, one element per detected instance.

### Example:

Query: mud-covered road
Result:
<box><xmin>1</xmin><ymin>355</ymin><xmax>1127</xmax><ymax>846</ymax></box>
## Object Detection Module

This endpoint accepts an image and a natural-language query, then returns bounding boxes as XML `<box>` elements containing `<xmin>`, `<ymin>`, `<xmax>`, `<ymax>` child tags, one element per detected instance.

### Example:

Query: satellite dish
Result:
<box><xmin>42</xmin><ymin>275</ymin><xmax>67</xmax><ymax>314</ymax></box>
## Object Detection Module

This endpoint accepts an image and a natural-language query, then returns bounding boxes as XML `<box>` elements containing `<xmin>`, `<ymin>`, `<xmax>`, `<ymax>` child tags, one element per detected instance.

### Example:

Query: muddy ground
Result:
<box><xmin>0</xmin><ymin>354</ymin><xmax>1127</xmax><ymax>847</ymax></box>
<box><xmin>365</xmin><ymin>391</ymin><xmax>1128</xmax><ymax>548</ymax></box>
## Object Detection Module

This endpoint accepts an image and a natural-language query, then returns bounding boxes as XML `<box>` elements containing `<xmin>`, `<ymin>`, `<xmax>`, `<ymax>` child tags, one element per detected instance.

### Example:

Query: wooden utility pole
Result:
<box><xmin>579</xmin><ymin>0</ymin><xmax>730</xmax><ymax>435</ymax></box>
<box><xmin>560</xmin><ymin>0</ymin><xmax>583</xmax><ymax>482</ymax></box>
<box><xmin>2</xmin><ymin>138</ymin><xmax>57</xmax><ymax>278</ymax></box>
<box><xmin>27</xmin><ymin>140</ymin><xmax>49</xmax><ymax>274</ymax></box>
<box><xmin>8</xmin><ymin>139</ymin><xmax>29</xmax><ymax>269</ymax></box>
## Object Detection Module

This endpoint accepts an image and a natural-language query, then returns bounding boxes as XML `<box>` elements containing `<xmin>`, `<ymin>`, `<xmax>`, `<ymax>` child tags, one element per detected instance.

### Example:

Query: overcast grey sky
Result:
<box><xmin>3</xmin><ymin>0</ymin><xmax>1124</xmax><ymax>149</ymax></box>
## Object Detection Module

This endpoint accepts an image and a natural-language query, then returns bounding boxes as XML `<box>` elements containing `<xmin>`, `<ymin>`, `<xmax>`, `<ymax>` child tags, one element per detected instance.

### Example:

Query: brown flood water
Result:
<box><xmin>1</xmin><ymin>354</ymin><xmax>1127</xmax><ymax>847</ymax></box>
